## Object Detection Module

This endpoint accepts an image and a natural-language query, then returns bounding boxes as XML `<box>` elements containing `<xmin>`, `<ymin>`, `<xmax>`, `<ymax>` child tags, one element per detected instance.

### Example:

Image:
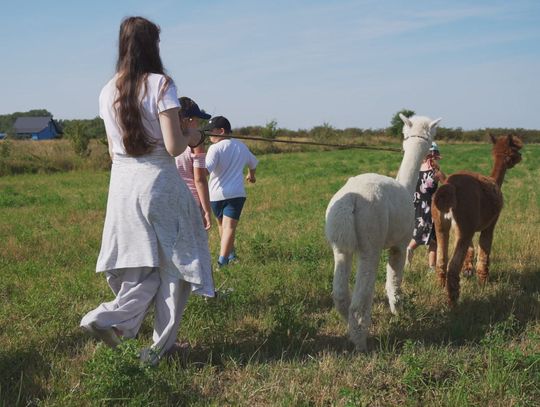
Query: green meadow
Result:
<box><xmin>0</xmin><ymin>143</ymin><xmax>538</xmax><ymax>406</ymax></box>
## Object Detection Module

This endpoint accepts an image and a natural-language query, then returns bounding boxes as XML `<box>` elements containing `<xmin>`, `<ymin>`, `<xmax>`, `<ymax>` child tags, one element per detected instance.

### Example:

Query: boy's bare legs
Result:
<box><xmin>219</xmin><ymin>216</ymin><xmax>238</xmax><ymax>259</ymax></box>
<box><xmin>216</xmin><ymin>216</ymin><xmax>223</xmax><ymax>240</ymax></box>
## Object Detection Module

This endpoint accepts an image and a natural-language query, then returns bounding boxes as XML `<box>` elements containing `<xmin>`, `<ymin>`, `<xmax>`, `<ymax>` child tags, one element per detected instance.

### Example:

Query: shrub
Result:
<box><xmin>65</xmin><ymin>121</ymin><xmax>91</xmax><ymax>157</ymax></box>
<box><xmin>310</xmin><ymin>122</ymin><xmax>335</xmax><ymax>142</ymax></box>
<box><xmin>261</xmin><ymin>120</ymin><xmax>280</xmax><ymax>139</ymax></box>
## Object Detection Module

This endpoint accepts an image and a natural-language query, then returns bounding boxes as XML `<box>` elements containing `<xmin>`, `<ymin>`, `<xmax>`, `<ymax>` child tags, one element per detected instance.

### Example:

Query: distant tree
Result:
<box><xmin>65</xmin><ymin>120</ymin><xmax>91</xmax><ymax>157</ymax></box>
<box><xmin>310</xmin><ymin>122</ymin><xmax>335</xmax><ymax>141</ymax></box>
<box><xmin>58</xmin><ymin>116</ymin><xmax>105</xmax><ymax>140</ymax></box>
<box><xmin>261</xmin><ymin>119</ymin><xmax>280</xmax><ymax>139</ymax></box>
<box><xmin>388</xmin><ymin>109</ymin><xmax>415</xmax><ymax>138</ymax></box>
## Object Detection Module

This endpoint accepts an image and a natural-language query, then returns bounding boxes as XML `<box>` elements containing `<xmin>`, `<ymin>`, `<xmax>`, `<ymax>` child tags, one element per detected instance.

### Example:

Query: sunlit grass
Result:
<box><xmin>0</xmin><ymin>143</ymin><xmax>538</xmax><ymax>405</ymax></box>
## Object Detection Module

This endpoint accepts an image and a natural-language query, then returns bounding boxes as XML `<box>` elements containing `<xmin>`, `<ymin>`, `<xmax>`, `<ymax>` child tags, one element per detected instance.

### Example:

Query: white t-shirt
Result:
<box><xmin>99</xmin><ymin>73</ymin><xmax>180</xmax><ymax>156</ymax></box>
<box><xmin>206</xmin><ymin>138</ymin><xmax>258</xmax><ymax>201</ymax></box>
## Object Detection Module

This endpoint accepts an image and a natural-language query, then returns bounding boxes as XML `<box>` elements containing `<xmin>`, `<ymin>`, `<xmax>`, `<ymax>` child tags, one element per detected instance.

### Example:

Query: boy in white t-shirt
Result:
<box><xmin>203</xmin><ymin>116</ymin><xmax>258</xmax><ymax>267</ymax></box>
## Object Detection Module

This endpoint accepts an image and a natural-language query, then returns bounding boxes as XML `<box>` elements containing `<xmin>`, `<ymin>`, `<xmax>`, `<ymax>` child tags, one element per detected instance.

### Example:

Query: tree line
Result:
<box><xmin>1</xmin><ymin>109</ymin><xmax>539</xmax><ymax>143</ymax></box>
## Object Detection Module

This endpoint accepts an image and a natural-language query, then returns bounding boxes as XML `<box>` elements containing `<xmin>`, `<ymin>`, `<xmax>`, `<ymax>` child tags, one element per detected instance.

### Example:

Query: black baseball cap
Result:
<box><xmin>179</xmin><ymin>97</ymin><xmax>211</xmax><ymax>120</ymax></box>
<box><xmin>202</xmin><ymin>115</ymin><xmax>232</xmax><ymax>133</ymax></box>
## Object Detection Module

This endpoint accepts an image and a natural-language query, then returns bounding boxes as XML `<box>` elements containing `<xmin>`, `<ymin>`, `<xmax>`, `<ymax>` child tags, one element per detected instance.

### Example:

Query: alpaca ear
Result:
<box><xmin>508</xmin><ymin>134</ymin><xmax>524</xmax><ymax>149</ymax></box>
<box><xmin>399</xmin><ymin>113</ymin><xmax>413</xmax><ymax>127</ymax></box>
<box><xmin>429</xmin><ymin>118</ymin><xmax>442</xmax><ymax>130</ymax></box>
<box><xmin>508</xmin><ymin>134</ymin><xmax>514</xmax><ymax>145</ymax></box>
<box><xmin>489</xmin><ymin>134</ymin><xmax>497</xmax><ymax>144</ymax></box>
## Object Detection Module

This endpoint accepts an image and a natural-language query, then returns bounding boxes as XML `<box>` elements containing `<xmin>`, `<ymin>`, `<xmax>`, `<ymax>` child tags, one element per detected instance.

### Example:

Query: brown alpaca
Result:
<box><xmin>431</xmin><ymin>134</ymin><xmax>523</xmax><ymax>305</ymax></box>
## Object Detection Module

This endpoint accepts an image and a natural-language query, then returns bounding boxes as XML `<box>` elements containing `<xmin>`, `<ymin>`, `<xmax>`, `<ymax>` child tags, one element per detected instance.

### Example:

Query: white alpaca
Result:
<box><xmin>325</xmin><ymin>114</ymin><xmax>441</xmax><ymax>351</ymax></box>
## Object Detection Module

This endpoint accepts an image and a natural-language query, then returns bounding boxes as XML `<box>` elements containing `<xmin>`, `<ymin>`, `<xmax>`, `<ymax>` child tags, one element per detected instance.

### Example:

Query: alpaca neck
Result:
<box><xmin>396</xmin><ymin>142</ymin><xmax>425</xmax><ymax>195</ymax></box>
<box><xmin>490</xmin><ymin>156</ymin><xmax>507</xmax><ymax>187</ymax></box>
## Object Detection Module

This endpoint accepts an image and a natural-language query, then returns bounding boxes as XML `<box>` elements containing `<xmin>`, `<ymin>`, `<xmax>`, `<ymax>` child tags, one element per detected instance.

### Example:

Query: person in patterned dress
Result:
<box><xmin>406</xmin><ymin>142</ymin><xmax>445</xmax><ymax>271</ymax></box>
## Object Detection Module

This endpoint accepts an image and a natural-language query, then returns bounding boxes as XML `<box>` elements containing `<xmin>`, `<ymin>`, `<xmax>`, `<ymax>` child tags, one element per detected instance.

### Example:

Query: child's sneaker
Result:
<box><xmin>227</xmin><ymin>250</ymin><xmax>238</xmax><ymax>264</ymax></box>
<box><xmin>217</xmin><ymin>255</ymin><xmax>229</xmax><ymax>268</ymax></box>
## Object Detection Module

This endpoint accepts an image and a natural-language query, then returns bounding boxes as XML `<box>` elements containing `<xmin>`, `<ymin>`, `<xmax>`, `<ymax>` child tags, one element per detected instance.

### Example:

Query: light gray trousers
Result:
<box><xmin>80</xmin><ymin>267</ymin><xmax>191</xmax><ymax>358</ymax></box>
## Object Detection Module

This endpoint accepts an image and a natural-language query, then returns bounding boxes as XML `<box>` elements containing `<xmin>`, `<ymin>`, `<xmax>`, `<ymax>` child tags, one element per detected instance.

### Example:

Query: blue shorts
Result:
<box><xmin>210</xmin><ymin>197</ymin><xmax>247</xmax><ymax>220</ymax></box>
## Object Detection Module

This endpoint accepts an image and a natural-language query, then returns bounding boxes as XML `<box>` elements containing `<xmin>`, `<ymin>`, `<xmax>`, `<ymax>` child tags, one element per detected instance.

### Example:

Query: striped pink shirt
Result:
<box><xmin>175</xmin><ymin>148</ymin><xmax>206</xmax><ymax>205</ymax></box>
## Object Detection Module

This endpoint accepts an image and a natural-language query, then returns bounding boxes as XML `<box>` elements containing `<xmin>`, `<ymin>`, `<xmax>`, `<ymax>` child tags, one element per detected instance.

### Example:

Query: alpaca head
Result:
<box><xmin>400</xmin><ymin>114</ymin><xmax>442</xmax><ymax>155</ymax></box>
<box><xmin>490</xmin><ymin>134</ymin><xmax>523</xmax><ymax>169</ymax></box>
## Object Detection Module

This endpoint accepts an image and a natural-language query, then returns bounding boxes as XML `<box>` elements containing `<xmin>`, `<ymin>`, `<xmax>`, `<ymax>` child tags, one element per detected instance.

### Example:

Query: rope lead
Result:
<box><xmin>202</xmin><ymin>132</ymin><xmax>402</xmax><ymax>153</ymax></box>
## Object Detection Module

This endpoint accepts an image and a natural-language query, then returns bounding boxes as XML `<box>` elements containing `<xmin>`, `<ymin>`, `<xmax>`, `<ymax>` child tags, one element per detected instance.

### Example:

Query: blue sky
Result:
<box><xmin>1</xmin><ymin>0</ymin><xmax>539</xmax><ymax>130</ymax></box>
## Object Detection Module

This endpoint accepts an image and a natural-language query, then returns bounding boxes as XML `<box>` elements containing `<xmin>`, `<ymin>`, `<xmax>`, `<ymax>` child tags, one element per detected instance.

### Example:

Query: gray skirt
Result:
<box><xmin>96</xmin><ymin>150</ymin><xmax>214</xmax><ymax>297</ymax></box>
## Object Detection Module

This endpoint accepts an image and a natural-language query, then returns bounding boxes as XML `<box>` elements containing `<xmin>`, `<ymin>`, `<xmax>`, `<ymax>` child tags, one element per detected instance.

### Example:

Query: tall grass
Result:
<box><xmin>0</xmin><ymin>134</ymin><xmax>401</xmax><ymax>177</ymax></box>
<box><xmin>0</xmin><ymin>143</ymin><xmax>538</xmax><ymax>406</ymax></box>
<box><xmin>0</xmin><ymin>139</ymin><xmax>111</xmax><ymax>176</ymax></box>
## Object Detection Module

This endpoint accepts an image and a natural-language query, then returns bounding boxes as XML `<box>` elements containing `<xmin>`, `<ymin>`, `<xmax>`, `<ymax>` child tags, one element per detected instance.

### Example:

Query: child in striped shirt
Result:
<box><xmin>175</xmin><ymin>97</ymin><xmax>212</xmax><ymax>230</ymax></box>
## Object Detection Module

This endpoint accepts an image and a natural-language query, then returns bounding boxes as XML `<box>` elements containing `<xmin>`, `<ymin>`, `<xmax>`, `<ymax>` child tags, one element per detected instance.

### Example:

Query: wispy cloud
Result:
<box><xmin>1</xmin><ymin>0</ymin><xmax>539</xmax><ymax>128</ymax></box>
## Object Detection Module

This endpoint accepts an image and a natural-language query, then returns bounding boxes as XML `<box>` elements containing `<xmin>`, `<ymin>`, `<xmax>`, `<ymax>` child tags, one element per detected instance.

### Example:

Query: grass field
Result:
<box><xmin>0</xmin><ymin>142</ymin><xmax>538</xmax><ymax>406</ymax></box>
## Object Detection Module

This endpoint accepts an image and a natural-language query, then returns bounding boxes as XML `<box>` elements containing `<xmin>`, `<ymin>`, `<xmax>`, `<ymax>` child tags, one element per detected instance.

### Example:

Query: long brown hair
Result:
<box><xmin>115</xmin><ymin>16</ymin><xmax>171</xmax><ymax>156</ymax></box>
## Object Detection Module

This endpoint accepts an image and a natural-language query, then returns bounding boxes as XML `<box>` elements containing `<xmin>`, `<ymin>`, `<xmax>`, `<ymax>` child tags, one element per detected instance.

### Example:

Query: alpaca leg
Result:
<box><xmin>432</xmin><ymin>206</ymin><xmax>451</xmax><ymax>287</ymax></box>
<box><xmin>385</xmin><ymin>245</ymin><xmax>406</xmax><ymax>315</ymax></box>
<box><xmin>476</xmin><ymin>223</ymin><xmax>496</xmax><ymax>284</ymax></box>
<box><xmin>447</xmin><ymin>235</ymin><xmax>473</xmax><ymax>306</ymax></box>
<box><xmin>461</xmin><ymin>246</ymin><xmax>475</xmax><ymax>277</ymax></box>
<box><xmin>348</xmin><ymin>254</ymin><xmax>379</xmax><ymax>352</ymax></box>
<box><xmin>331</xmin><ymin>247</ymin><xmax>353</xmax><ymax>322</ymax></box>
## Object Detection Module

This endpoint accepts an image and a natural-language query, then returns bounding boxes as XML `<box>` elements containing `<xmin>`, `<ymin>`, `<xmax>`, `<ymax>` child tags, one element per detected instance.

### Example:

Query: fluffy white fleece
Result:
<box><xmin>325</xmin><ymin>114</ymin><xmax>441</xmax><ymax>351</ymax></box>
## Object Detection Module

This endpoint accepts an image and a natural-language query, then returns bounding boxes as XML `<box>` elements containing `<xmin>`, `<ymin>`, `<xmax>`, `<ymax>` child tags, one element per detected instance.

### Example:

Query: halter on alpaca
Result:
<box><xmin>431</xmin><ymin>134</ymin><xmax>523</xmax><ymax>306</ymax></box>
<box><xmin>325</xmin><ymin>114</ymin><xmax>441</xmax><ymax>351</ymax></box>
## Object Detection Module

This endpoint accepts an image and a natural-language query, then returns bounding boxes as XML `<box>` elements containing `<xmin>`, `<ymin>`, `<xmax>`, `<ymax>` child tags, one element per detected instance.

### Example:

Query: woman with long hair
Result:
<box><xmin>80</xmin><ymin>16</ymin><xmax>214</xmax><ymax>365</ymax></box>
